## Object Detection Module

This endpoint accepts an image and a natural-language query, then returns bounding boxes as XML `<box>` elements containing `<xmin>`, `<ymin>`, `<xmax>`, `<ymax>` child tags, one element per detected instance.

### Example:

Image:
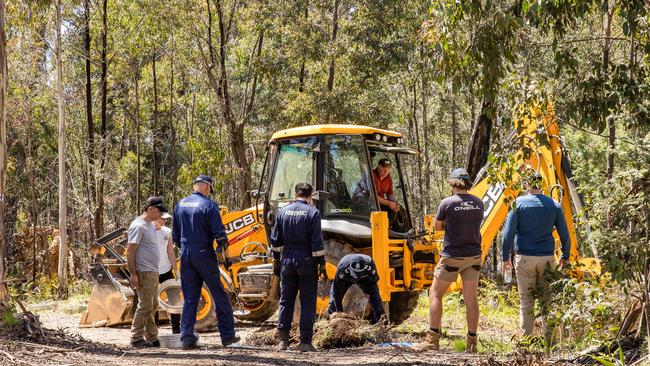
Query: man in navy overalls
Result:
<box><xmin>172</xmin><ymin>175</ymin><xmax>239</xmax><ymax>349</ymax></box>
<box><xmin>271</xmin><ymin>182</ymin><xmax>326</xmax><ymax>352</ymax></box>
<box><xmin>325</xmin><ymin>253</ymin><xmax>385</xmax><ymax>324</ymax></box>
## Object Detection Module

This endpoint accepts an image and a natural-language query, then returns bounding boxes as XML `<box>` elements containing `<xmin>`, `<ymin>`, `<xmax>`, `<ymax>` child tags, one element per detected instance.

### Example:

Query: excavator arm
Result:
<box><xmin>468</xmin><ymin>105</ymin><xmax>597</xmax><ymax>266</ymax></box>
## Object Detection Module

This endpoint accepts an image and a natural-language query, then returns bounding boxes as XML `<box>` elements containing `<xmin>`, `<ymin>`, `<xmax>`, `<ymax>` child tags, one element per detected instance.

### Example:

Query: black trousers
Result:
<box><xmin>158</xmin><ymin>269</ymin><xmax>181</xmax><ymax>334</ymax></box>
<box><xmin>379</xmin><ymin>204</ymin><xmax>397</xmax><ymax>225</ymax></box>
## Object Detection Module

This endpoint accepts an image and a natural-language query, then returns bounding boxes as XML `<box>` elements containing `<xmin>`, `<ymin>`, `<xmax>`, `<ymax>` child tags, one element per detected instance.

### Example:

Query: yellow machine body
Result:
<box><xmin>83</xmin><ymin>114</ymin><xmax>596</xmax><ymax>328</ymax></box>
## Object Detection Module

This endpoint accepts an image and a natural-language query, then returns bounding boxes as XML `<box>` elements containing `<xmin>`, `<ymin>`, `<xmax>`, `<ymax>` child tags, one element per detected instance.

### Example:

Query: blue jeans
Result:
<box><xmin>180</xmin><ymin>245</ymin><xmax>235</xmax><ymax>345</ymax></box>
<box><xmin>277</xmin><ymin>253</ymin><xmax>318</xmax><ymax>344</ymax></box>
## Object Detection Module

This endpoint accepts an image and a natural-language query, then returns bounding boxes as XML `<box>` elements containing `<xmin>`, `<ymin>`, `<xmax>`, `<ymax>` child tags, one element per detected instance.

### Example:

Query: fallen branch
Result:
<box><xmin>15</xmin><ymin>299</ymin><xmax>47</xmax><ymax>341</ymax></box>
<box><xmin>10</xmin><ymin>340</ymin><xmax>83</xmax><ymax>353</ymax></box>
<box><xmin>0</xmin><ymin>349</ymin><xmax>16</xmax><ymax>361</ymax></box>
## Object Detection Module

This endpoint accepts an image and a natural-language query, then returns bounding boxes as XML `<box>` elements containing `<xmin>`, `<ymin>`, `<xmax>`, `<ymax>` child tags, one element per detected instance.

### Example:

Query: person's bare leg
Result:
<box><xmin>429</xmin><ymin>277</ymin><xmax>452</xmax><ymax>330</ymax></box>
<box><xmin>461</xmin><ymin>280</ymin><xmax>479</xmax><ymax>333</ymax></box>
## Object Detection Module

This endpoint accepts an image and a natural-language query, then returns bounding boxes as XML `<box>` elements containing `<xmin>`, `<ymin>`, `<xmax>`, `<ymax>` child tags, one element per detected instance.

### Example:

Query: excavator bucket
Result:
<box><xmin>80</xmin><ymin>228</ymin><xmax>136</xmax><ymax>327</ymax></box>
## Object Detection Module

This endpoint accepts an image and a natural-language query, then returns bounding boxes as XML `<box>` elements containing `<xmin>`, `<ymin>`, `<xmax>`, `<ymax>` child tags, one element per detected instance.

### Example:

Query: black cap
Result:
<box><xmin>193</xmin><ymin>175</ymin><xmax>214</xmax><ymax>193</ymax></box>
<box><xmin>144</xmin><ymin>196</ymin><xmax>168</xmax><ymax>213</ymax></box>
<box><xmin>378</xmin><ymin>158</ymin><xmax>392</xmax><ymax>167</ymax></box>
<box><xmin>449</xmin><ymin>168</ymin><xmax>470</xmax><ymax>180</ymax></box>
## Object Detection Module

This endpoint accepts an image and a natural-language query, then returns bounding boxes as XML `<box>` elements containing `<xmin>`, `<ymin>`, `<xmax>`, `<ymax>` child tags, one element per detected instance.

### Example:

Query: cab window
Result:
<box><xmin>268</xmin><ymin>137</ymin><xmax>317</xmax><ymax>212</ymax></box>
<box><xmin>323</xmin><ymin>135</ymin><xmax>376</xmax><ymax>218</ymax></box>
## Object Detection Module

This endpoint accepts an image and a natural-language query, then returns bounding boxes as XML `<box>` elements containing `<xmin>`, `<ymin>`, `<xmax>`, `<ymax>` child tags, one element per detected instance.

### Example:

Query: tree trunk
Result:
<box><xmin>27</xmin><ymin>101</ymin><xmax>38</xmax><ymax>286</ymax></box>
<box><xmin>55</xmin><ymin>0</ymin><xmax>68</xmax><ymax>299</ymax></box>
<box><xmin>466</xmin><ymin>99</ymin><xmax>493</xmax><ymax>181</ymax></box>
<box><xmin>299</xmin><ymin>2</ymin><xmax>308</xmax><ymax>92</ymax></box>
<box><xmin>134</xmin><ymin>65</ymin><xmax>142</xmax><ymax>214</ymax></box>
<box><xmin>203</xmin><ymin>0</ymin><xmax>251</xmax><ymax>207</ymax></box>
<box><xmin>84</xmin><ymin>0</ymin><xmax>95</xmax><ymax>242</ymax></box>
<box><xmin>413</xmin><ymin>82</ymin><xmax>424</xmax><ymax>219</ymax></box>
<box><xmin>0</xmin><ymin>0</ymin><xmax>8</xmax><ymax>308</ymax></box>
<box><xmin>421</xmin><ymin>87</ymin><xmax>431</xmax><ymax>214</ymax></box>
<box><xmin>119</xmin><ymin>108</ymin><xmax>127</xmax><ymax>158</ymax></box>
<box><xmin>246</xmin><ymin>31</ymin><xmax>263</xmax><ymax>118</ymax></box>
<box><xmin>603</xmin><ymin>1</ymin><xmax>615</xmax><ymax>180</ymax></box>
<box><xmin>169</xmin><ymin>34</ymin><xmax>177</xmax><ymax>206</ymax></box>
<box><xmin>95</xmin><ymin>0</ymin><xmax>108</xmax><ymax>238</ymax></box>
<box><xmin>451</xmin><ymin>93</ymin><xmax>458</xmax><ymax>167</ymax></box>
<box><xmin>152</xmin><ymin>49</ymin><xmax>159</xmax><ymax>196</ymax></box>
<box><xmin>327</xmin><ymin>0</ymin><xmax>339</xmax><ymax>92</ymax></box>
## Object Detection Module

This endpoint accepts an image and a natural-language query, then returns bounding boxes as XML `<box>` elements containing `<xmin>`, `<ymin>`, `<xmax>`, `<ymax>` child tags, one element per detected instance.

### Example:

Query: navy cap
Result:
<box><xmin>449</xmin><ymin>168</ymin><xmax>470</xmax><ymax>180</ymax></box>
<box><xmin>144</xmin><ymin>196</ymin><xmax>168</xmax><ymax>213</ymax></box>
<box><xmin>193</xmin><ymin>175</ymin><xmax>214</xmax><ymax>193</ymax></box>
<box><xmin>378</xmin><ymin>158</ymin><xmax>392</xmax><ymax>167</ymax></box>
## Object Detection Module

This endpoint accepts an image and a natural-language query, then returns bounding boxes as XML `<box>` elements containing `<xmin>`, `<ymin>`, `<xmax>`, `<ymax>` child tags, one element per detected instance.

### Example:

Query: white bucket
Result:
<box><xmin>159</xmin><ymin>334</ymin><xmax>200</xmax><ymax>349</ymax></box>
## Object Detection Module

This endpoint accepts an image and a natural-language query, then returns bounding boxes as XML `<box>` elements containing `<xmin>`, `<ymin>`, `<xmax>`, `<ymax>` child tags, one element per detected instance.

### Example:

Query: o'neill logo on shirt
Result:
<box><xmin>454</xmin><ymin>201</ymin><xmax>482</xmax><ymax>211</ymax></box>
<box><xmin>225</xmin><ymin>213</ymin><xmax>255</xmax><ymax>234</ymax></box>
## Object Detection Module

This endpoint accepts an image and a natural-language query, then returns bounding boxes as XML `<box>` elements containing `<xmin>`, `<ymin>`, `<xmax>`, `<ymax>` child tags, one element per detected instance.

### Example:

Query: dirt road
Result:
<box><xmin>16</xmin><ymin>311</ymin><xmax>492</xmax><ymax>366</ymax></box>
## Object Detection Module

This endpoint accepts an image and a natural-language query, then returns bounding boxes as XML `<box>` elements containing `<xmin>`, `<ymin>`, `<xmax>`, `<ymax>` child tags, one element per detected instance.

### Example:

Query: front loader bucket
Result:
<box><xmin>80</xmin><ymin>263</ymin><xmax>135</xmax><ymax>327</ymax></box>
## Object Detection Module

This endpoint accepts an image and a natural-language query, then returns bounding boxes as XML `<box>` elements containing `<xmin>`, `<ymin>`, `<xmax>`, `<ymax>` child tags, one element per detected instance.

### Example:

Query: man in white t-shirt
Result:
<box><xmin>155</xmin><ymin>212</ymin><xmax>180</xmax><ymax>334</ymax></box>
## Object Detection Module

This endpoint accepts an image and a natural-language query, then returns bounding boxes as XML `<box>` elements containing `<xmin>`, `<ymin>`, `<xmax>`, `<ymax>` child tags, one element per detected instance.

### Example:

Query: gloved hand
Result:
<box><xmin>314</xmin><ymin>256</ymin><xmax>327</xmax><ymax>280</ymax></box>
<box><xmin>215</xmin><ymin>242</ymin><xmax>232</xmax><ymax>270</ymax></box>
<box><xmin>223</xmin><ymin>257</ymin><xmax>232</xmax><ymax>270</ymax></box>
<box><xmin>273</xmin><ymin>260</ymin><xmax>281</xmax><ymax>277</ymax></box>
<box><xmin>318</xmin><ymin>263</ymin><xmax>327</xmax><ymax>280</ymax></box>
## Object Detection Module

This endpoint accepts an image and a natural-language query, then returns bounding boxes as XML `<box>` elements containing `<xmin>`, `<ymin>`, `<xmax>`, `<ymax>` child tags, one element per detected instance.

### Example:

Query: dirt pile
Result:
<box><xmin>313</xmin><ymin>312</ymin><xmax>394</xmax><ymax>349</ymax></box>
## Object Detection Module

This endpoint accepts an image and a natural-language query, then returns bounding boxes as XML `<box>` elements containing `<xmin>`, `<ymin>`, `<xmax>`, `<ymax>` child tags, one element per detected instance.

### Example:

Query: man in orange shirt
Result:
<box><xmin>373</xmin><ymin>159</ymin><xmax>399</xmax><ymax>223</ymax></box>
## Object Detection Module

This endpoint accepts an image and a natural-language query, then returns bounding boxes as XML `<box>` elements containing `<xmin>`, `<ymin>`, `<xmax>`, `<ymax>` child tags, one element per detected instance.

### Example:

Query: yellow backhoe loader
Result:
<box><xmin>80</xmin><ymin>108</ymin><xmax>597</xmax><ymax>330</ymax></box>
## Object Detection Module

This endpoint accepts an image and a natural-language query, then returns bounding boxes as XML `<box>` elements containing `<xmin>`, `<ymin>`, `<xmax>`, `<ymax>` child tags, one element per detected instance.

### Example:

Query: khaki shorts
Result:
<box><xmin>434</xmin><ymin>255</ymin><xmax>482</xmax><ymax>282</ymax></box>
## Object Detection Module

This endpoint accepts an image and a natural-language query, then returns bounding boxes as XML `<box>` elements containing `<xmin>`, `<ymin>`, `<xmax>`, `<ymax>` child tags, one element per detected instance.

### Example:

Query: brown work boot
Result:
<box><xmin>415</xmin><ymin>330</ymin><xmax>440</xmax><ymax>351</ymax></box>
<box><xmin>465</xmin><ymin>334</ymin><xmax>478</xmax><ymax>353</ymax></box>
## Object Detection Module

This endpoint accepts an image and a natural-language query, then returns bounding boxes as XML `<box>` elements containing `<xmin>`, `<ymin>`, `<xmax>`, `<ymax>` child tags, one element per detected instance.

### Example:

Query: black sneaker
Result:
<box><xmin>149</xmin><ymin>340</ymin><xmax>161</xmax><ymax>348</ymax></box>
<box><xmin>181</xmin><ymin>342</ymin><xmax>199</xmax><ymax>350</ymax></box>
<box><xmin>131</xmin><ymin>339</ymin><xmax>151</xmax><ymax>348</ymax></box>
<box><xmin>222</xmin><ymin>335</ymin><xmax>241</xmax><ymax>347</ymax></box>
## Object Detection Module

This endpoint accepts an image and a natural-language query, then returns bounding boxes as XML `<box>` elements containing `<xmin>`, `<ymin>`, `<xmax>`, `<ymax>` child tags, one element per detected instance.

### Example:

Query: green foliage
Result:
<box><xmin>1</xmin><ymin>309</ymin><xmax>19</xmax><ymax>327</ymax></box>
<box><xmin>589</xmin><ymin>346</ymin><xmax>626</xmax><ymax>366</ymax></box>
<box><xmin>452</xmin><ymin>338</ymin><xmax>466</xmax><ymax>352</ymax></box>
<box><xmin>533</xmin><ymin>266</ymin><xmax>623</xmax><ymax>353</ymax></box>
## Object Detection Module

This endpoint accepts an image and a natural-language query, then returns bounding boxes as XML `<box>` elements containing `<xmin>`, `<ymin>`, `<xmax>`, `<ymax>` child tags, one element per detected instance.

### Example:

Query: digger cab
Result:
<box><xmin>255</xmin><ymin>125</ymin><xmax>418</xmax><ymax>248</ymax></box>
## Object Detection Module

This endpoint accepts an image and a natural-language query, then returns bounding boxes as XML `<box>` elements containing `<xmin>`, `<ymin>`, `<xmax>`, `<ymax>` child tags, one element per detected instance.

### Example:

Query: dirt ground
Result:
<box><xmin>0</xmin><ymin>310</ymin><xmax>520</xmax><ymax>366</ymax></box>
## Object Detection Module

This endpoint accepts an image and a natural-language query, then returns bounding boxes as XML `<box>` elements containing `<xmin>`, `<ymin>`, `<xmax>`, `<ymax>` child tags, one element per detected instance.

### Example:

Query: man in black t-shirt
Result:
<box><xmin>417</xmin><ymin>168</ymin><xmax>484</xmax><ymax>353</ymax></box>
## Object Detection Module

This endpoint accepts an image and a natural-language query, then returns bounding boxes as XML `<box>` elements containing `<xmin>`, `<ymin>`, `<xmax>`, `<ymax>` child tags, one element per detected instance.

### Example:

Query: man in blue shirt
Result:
<box><xmin>502</xmin><ymin>173</ymin><xmax>570</xmax><ymax>338</ymax></box>
<box><xmin>172</xmin><ymin>175</ymin><xmax>239</xmax><ymax>349</ymax></box>
<box><xmin>271</xmin><ymin>182</ymin><xmax>326</xmax><ymax>352</ymax></box>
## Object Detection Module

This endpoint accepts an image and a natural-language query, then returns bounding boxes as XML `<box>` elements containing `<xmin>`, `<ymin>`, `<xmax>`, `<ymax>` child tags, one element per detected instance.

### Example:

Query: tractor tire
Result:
<box><xmin>233</xmin><ymin>300</ymin><xmax>277</xmax><ymax>322</ymax></box>
<box><xmin>194</xmin><ymin>285</ymin><xmax>217</xmax><ymax>332</ymax></box>
<box><xmin>388</xmin><ymin>291</ymin><xmax>420</xmax><ymax>325</ymax></box>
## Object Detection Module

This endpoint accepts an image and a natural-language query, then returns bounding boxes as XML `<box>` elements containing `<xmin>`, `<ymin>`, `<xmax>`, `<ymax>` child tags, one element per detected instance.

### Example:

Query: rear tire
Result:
<box><xmin>195</xmin><ymin>285</ymin><xmax>217</xmax><ymax>332</ymax></box>
<box><xmin>388</xmin><ymin>291</ymin><xmax>420</xmax><ymax>325</ymax></box>
<box><xmin>233</xmin><ymin>300</ymin><xmax>277</xmax><ymax>322</ymax></box>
